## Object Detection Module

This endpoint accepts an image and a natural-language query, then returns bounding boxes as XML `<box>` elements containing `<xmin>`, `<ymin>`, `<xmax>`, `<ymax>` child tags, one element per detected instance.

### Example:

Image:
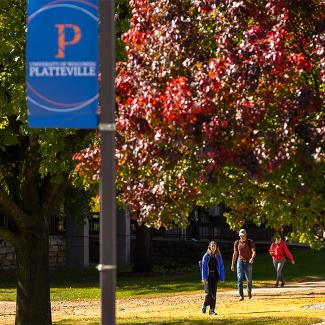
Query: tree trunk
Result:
<box><xmin>132</xmin><ymin>223</ymin><xmax>152</xmax><ymax>273</ymax></box>
<box><xmin>15</xmin><ymin>220</ymin><xmax>52</xmax><ymax>325</ymax></box>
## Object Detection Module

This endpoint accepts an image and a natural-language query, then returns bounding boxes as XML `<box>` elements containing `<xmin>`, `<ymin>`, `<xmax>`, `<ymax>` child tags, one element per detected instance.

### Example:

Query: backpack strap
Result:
<box><xmin>248</xmin><ymin>239</ymin><xmax>251</xmax><ymax>250</ymax></box>
<box><xmin>235</xmin><ymin>240</ymin><xmax>239</xmax><ymax>252</ymax></box>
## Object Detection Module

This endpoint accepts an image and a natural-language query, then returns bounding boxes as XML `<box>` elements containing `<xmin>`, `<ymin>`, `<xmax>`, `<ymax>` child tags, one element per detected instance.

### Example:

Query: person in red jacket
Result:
<box><xmin>269</xmin><ymin>234</ymin><xmax>295</xmax><ymax>287</ymax></box>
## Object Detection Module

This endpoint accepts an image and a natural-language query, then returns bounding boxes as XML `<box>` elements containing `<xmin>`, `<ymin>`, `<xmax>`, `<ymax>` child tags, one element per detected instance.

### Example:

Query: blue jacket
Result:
<box><xmin>201</xmin><ymin>253</ymin><xmax>225</xmax><ymax>282</ymax></box>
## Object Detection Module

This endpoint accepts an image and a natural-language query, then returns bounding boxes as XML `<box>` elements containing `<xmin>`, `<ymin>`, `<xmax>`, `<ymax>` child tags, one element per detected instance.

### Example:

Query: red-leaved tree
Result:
<box><xmin>74</xmin><ymin>0</ymin><xmax>324</xmax><ymax>248</ymax></box>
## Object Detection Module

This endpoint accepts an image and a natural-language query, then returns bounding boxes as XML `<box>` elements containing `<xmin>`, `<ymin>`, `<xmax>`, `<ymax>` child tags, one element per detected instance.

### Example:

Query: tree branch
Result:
<box><xmin>41</xmin><ymin>175</ymin><xmax>67</xmax><ymax>217</ymax></box>
<box><xmin>0</xmin><ymin>186</ymin><xmax>27</xmax><ymax>227</ymax></box>
<box><xmin>0</xmin><ymin>225</ymin><xmax>18</xmax><ymax>247</ymax></box>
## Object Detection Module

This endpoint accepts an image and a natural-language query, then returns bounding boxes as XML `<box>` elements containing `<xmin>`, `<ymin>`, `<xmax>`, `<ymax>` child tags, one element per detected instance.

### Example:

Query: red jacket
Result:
<box><xmin>269</xmin><ymin>241</ymin><xmax>294</xmax><ymax>263</ymax></box>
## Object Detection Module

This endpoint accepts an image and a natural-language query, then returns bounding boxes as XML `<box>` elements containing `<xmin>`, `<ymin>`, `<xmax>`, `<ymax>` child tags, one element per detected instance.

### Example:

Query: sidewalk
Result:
<box><xmin>223</xmin><ymin>280</ymin><xmax>325</xmax><ymax>298</ymax></box>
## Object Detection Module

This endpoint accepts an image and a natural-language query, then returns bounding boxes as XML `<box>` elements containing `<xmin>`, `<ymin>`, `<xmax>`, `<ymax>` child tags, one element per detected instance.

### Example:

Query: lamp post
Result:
<box><xmin>98</xmin><ymin>0</ymin><xmax>116</xmax><ymax>324</ymax></box>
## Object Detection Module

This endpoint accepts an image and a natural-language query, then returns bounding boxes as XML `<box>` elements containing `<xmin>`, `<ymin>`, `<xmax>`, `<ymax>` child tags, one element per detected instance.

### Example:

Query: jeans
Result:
<box><xmin>237</xmin><ymin>260</ymin><xmax>253</xmax><ymax>297</ymax></box>
<box><xmin>273</xmin><ymin>259</ymin><xmax>285</xmax><ymax>283</ymax></box>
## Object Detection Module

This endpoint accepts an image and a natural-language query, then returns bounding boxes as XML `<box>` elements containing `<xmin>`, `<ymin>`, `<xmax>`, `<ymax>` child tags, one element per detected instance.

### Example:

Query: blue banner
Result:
<box><xmin>27</xmin><ymin>0</ymin><xmax>99</xmax><ymax>128</ymax></box>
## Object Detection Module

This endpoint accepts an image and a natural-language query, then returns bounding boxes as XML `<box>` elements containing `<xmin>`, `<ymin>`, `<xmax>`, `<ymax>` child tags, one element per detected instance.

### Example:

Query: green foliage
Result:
<box><xmin>116</xmin><ymin>0</ymin><xmax>131</xmax><ymax>61</ymax></box>
<box><xmin>0</xmin><ymin>0</ymin><xmax>99</xmax><ymax>226</ymax></box>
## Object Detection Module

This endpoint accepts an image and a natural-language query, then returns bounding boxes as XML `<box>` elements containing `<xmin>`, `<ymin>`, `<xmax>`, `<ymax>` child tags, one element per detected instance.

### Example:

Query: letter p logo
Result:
<box><xmin>55</xmin><ymin>24</ymin><xmax>81</xmax><ymax>58</ymax></box>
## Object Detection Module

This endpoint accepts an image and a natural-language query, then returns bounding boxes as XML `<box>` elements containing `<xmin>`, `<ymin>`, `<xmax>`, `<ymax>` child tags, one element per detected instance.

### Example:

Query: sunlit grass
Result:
<box><xmin>113</xmin><ymin>294</ymin><xmax>325</xmax><ymax>325</ymax></box>
<box><xmin>52</xmin><ymin>293</ymin><xmax>325</xmax><ymax>324</ymax></box>
<box><xmin>55</xmin><ymin>317</ymin><xmax>323</xmax><ymax>325</ymax></box>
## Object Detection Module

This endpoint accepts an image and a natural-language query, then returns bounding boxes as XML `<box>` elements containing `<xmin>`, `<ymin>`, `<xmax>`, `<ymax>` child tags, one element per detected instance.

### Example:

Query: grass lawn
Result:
<box><xmin>0</xmin><ymin>246</ymin><xmax>324</xmax><ymax>302</ymax></box>
<box><xmin>56</xmin><ymin>317</ymin><xmax>323</xmax><ymax>325</ymax></box>
<box><xmin>0</xmin><ymin>246</ymin><xmax>324</xmax><ymax>324</ymax></box>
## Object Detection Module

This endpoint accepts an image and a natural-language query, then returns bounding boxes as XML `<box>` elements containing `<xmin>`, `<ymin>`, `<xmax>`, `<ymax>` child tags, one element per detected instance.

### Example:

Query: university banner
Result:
<box><xmin>26</xmin><ymin>0</ymin><xmax>99</xmax><ymax>128</ymax></box>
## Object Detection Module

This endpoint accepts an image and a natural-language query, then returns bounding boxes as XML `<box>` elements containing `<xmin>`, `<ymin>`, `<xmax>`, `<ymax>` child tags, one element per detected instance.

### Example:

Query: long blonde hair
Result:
<box><xmin>207</xmin><ymin>241</ymin><xmax>221</xmax><ymax>256</ymax></box>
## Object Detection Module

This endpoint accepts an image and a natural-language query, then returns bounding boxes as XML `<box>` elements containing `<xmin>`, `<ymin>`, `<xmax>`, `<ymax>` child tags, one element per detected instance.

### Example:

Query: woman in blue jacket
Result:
<box><xmin>200</xmin><ymin>241</ymin><xmax>225</xmax><ymax>316</ymax></box>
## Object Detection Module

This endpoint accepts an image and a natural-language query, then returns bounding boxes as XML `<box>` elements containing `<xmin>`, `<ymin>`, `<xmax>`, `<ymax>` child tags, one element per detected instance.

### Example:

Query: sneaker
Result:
<box><xmin>201</xmin><ymin>304</ymin><xmax>206</xmax><ymax>314</ymax></box>
<box><xmin>239</xmin><ymin>296</ymin><xmax>244</xmax><ymax>301</ymax></box>
<box><xmin>281</xmin><ymin>282</ymin><xmax>285</xmax><ymax>287</ymax></box>
<box><xmin>274</xmin><ymin>282</ymin><xmax>279</xmax><ymax>287</ymax></box>
<box><xmin>209</xmin><ymin>310</ymin><xmax>217</xmax><ymax>316</ymax></box>
<box><xmin>248</xmin><ymin>292</ymin><xmax>252</xmax><ymax>299</ymax></box>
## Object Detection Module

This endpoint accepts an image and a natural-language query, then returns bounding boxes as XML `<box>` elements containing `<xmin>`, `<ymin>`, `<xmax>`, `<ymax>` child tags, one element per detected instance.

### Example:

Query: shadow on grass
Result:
<box><xmin>55</xmin><ymin>317</ymin><xmax>323</xmax><ymax>325</ymax></box>
<box><xmin>254</xmin><ymin>293</ymin><xmax>325</xmax><ymax>299</ymax></box>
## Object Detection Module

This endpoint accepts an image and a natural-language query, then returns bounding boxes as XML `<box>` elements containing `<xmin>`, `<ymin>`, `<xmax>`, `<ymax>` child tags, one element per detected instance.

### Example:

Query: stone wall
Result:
<box><xmin>0</xmin><ymin>235</ymin><xmax>66</xmax><ymax>272</ymax></box>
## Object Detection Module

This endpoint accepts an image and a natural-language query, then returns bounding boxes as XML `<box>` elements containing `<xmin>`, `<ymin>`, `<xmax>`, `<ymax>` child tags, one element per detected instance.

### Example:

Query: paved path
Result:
<box><xmin>223</xmin><ymin>280</ymin><xmax>325</xmax><ymax>297</ymax></box>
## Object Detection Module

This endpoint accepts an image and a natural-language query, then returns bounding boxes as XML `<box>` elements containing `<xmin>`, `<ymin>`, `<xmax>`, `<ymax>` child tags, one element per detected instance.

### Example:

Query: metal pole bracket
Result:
<box><xmin>96</xmin><ymin>264</ymin><xmax>116</xmax><ymax>271</ymax></box>
<box><xmin>98</xmin><ymin>123</ymin><xmax>116</xmax><ymax>132</ymax></box>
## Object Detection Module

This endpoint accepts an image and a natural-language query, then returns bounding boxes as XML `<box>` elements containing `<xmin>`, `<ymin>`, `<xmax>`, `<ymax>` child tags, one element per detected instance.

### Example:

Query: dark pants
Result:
<box><xmin>203</xmin><ymin>272</ymin><xmax>218</xmax><ymax>310</ymax></box>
